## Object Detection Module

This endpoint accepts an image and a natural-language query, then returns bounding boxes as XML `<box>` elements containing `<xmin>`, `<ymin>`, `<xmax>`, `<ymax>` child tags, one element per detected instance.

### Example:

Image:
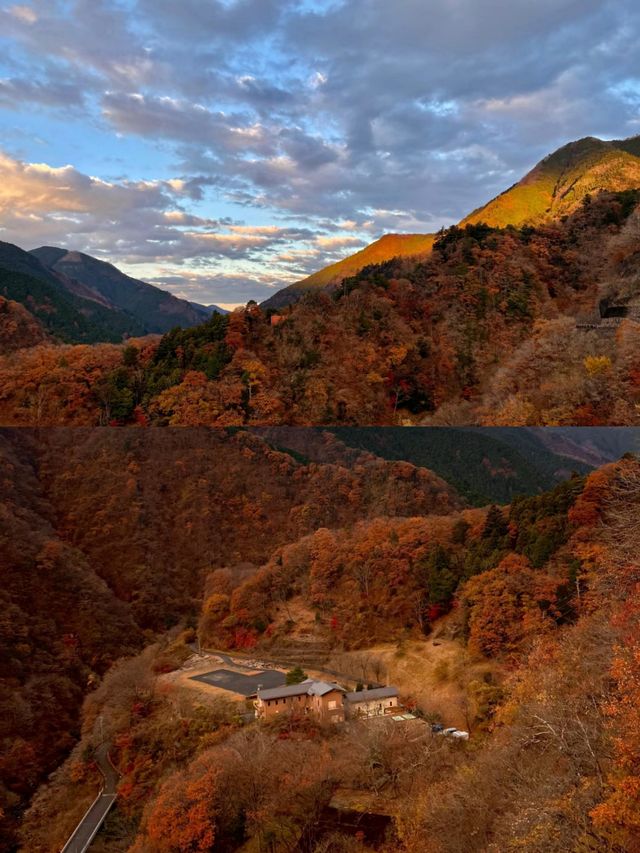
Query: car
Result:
<box><xmin>438</xmin><ymin>727</ymin><xmax>470</xmax><ymax>740</ymax></box>
<box><xmin>450</xmin><ymin>730</ymin><xmax>469</xmax><ymax>740</ymax></box>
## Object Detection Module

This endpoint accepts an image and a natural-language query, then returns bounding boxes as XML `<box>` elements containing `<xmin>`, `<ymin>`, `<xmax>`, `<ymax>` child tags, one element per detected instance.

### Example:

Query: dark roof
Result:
<box><xmin>257</xmin><ymin>679</ymin><xmax>345</xmax><ymax>701</ymax></box>
<box><xmin>345</xmin><ymin>686</ymin><xmax>399</xmax><ymax>702</ymax></box>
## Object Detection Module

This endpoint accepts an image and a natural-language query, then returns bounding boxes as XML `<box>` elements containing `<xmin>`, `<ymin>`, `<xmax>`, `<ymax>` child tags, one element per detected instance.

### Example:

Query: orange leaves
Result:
<box><xmin>151</xmin><ymin>371</ymin><xmax>227</xmax><ymax>426</ymax></box>
<box><xmin>568</xmin><ymin>466</ymin><xmax>611</xmax><ymax>530</ymax></box>
<box><xmin>142</xmin><ymin>762</ymin><xmax>221</xmax><ymax>852</ymax></box>
<box><xmin>463</xmin><ymin>554</ymin><xmax>557</xmax><ymax>658</ymax></box>
<box><xmin>591</xmin><ymin>585</ymin><xmax>640</xmax><ymax>844</ymax></box>
<box><xmin>224</xmin><ymin>309</ymin><xmax>248</xmax><ymax>351</ymax></box>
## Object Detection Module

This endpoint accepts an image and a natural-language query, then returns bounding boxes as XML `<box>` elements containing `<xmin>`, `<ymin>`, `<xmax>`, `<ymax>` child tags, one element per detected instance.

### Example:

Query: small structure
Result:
<box><xmin>344</xmin><ymin>686</ymin><xmax>399</xmax><ymax>719</ymax></box>
<box><xmin>270</xmin><ymin>313</ymin><xmax>285</xmax><ymax>326</ymax></box>
<box><xmin>255</xmin><ymin>679</ymin><xmax>346</xmax><ymax>723</ymax></box>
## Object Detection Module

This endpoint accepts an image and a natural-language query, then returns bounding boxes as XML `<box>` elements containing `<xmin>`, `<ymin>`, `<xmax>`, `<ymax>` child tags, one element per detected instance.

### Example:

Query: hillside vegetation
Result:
<box><xmin>0</xmin><ymin>426</ymin><xmax>459</xmax><ymax>852</ymax></box>
<box><xmin>264</xmin><ymin>135</ymin><xmax>640</xmax><ymax>309</ymax></box>
<box><xmin>0</xmin><ymin>261</ymin><xmax>145</xmax><ymax>343</ymax></box>
<box><xmin>6</xmin><ymin>435</ymin><xmax>640</xmax><ymax>853</ymax></box>
<box><xmin>3</xmin><ymin>191</ymin><xmax>640</xmax><ymax>425</ymax></box>
<box><xmin>0</xmin><ymin>240</ymin><xmax>218</xmax><ymax>346</ymax></box>
<box><xmin>0</xmin><ymin>296</ymin><xmax>50</xmax><ymax>352</ymax></box>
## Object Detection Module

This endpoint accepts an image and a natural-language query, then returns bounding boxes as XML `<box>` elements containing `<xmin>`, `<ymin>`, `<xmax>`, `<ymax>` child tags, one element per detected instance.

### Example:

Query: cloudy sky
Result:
<box><xmin>1</xmin><ymin>0</ymin><xmax>639</xmax><ymax>307</ymax></box>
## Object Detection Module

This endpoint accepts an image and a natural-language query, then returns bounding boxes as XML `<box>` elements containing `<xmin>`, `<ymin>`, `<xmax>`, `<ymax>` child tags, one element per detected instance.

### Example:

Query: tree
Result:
<box><xmin>136</xmin><ymin>761</ymin><xmax>222</xmax><ymax>852</ymax></box>
<box><xmin>286</xmin><ymin>666</ymin><xmax>308</xmax><ymax>685</ymax></box>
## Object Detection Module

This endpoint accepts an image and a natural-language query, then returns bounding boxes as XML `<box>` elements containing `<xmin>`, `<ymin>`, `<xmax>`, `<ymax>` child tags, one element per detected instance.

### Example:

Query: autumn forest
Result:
<box><xmin>1</xmin><ymin>427</ymin><xmax>639</xmax><ymax>853</ymax></box>
<box><xmin>3</xmin><ymin>1</ymin><xmax>640</xmax><ymax>850</ymax></box>
<box><xmin>3</xmin><ymin>191</ymin><xmax>640</xmax><ymax>428</ymax></box>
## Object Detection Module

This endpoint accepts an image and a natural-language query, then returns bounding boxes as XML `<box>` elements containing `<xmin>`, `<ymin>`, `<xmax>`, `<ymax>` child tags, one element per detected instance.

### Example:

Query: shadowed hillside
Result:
<box><xmin>30</xmin><ymin>247</ymin><xmax>215</xmax><ymax>334</ymax></box>
<box><xmin>8</xmin><ymin>438</ymin><xmax>639</xmax><ymax>853</ymax></box>
<box><xmin>253</xmin><ymin>426</ymin><xmax>595</xmax><ymax>505</ymax></box>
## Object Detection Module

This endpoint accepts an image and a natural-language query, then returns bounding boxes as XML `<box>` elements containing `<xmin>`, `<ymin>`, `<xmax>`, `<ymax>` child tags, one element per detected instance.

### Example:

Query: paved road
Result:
<box><xmin>189</xmin><ymin>648</ymin><xmax>264</xmax><ymax>672</ymax></box>
<box><xmin>60</xmin><ymin>743</ymin><xmax>119</xmax><ymax>853</ymax></box>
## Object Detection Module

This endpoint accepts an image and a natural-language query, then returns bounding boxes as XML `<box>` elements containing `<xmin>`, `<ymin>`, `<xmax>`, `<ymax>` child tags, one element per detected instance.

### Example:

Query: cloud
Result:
<box><xmin>2</xmin><ymin>0</ymin><xmax>640</xmax><ymax>301</ymax></box>
<box><xmin>0</xmin><ymin>150</ymin><xmax>308</xmax><ymax>256</ymax></box>
<box><xmin>0</xmin><ymin>150</ymin><xmax>371</xmax><ymax>302</ymax></box>
<box><xmin>146</xmin><ymin>269</ymin><xmax>286</xmax><ymax>306</ymax></box>
<box><xmin>7</xmin><ymin>5</ymin><xmax>38</xmax><ymax>25</ymax></box>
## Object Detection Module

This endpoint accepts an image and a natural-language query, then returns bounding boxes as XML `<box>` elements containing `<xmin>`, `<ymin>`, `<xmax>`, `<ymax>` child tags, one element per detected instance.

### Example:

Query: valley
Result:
<box><xmin>1</xmin><ymin>427</ymin><xmax>639</xmax><ymax>852</ymax></box>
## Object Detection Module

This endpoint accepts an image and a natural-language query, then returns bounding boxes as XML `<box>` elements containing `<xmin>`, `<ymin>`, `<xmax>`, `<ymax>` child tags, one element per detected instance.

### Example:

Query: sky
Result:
<box><xmin>1</xmin><ymin>1</ymin><xmax>640</xmax><ymax>308</ymax></box>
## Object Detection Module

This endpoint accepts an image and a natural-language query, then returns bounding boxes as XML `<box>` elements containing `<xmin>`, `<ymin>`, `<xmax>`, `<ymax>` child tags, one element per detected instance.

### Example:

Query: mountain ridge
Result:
<box><xmin>0</xmin><ymin>240</ymin><xmax>228</xmax><ymax>345</ymax></box>
<box><xmin>262</xmin><ymin>134</ymin><xmax>640</xmax><ymax>310</ymax></box>
<box><xmin>30</xmin><ymin>246</ymin><xmax>223</xmax><ymax>334</ymax></box>
<box><xmin>0</xmin><ymin>240</ymin><xmax>147</xmax><ymax>343</ymax></box>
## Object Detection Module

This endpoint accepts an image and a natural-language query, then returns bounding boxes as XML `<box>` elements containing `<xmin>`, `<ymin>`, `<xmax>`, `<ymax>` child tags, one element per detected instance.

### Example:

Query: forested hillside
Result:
<box><xmin>0</xmin><ymin>242</ymin><xmax>147</xmax><ymax>343</ymax></box>
<box><xmin>0</xmin><ymin>296</ymin><xmax>50</xmax><ymax>352</ymax></box>
<box><xmin>273</xmin><ymin>426</ymin><xmax>593</xmax><ymax>504</ymax></box>
<box><xmin>263</xmin><ymin>135</ymin><xmax>640</xmax><ymax>310</ymax></box>
<box><xmin>2</xmin><ymin>191</ymin><xmax>640</xmax><ymax>426</ymax></box>
<box><xmin>0</xmin><ymin>427</ymin><xmax>459</xmax><ymax>852</ymax></box>
<box><xmin>198</xmin><ymin>474</ymin><xmax>584</xmax><ymax>651</ymax></box>
<box><xmin>6</xmin><ymin>437</ymin><xmax>639</xmax><ymax>853</ymax></box>
<box><xmin>30</xmin><ymin>247</ymin><xmax>214</xmax><ymax>333</ymax></box>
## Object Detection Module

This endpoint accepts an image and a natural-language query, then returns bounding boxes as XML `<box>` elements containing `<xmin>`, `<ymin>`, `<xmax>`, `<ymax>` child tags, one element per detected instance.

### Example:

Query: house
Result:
<box><xmin>344</xmin><ymin>686</ymin><xmax>399</xmax><ymax>719</ymax></box>
<box><xmin>255</xmin><ymin>679</ymin><xmax>346</xmax><ymax>723</ymax></box>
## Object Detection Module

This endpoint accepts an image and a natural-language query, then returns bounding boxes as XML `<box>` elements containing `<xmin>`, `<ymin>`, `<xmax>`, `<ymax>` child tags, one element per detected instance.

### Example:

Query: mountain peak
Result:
<box><xmin>30</xmin><ymin>245</ymin><xmax>214</xmax><ymax>334</ymax></box>
<box><xmin>464</xmin><ymin>134</ymin><xmax>640</xmax><ymax>228</ymax></box>
<box><xmin>262</xmin><ymin>134</ymin><xmax>640</xmax><ymax>310</ymax></box>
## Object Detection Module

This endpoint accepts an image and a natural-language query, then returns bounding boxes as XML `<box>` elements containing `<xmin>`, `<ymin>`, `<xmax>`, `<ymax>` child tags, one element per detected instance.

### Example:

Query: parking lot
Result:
<box><xmin>190</xmin><ymin>667</ymin><xmax>286</xmax><ymax>696</ymax></box>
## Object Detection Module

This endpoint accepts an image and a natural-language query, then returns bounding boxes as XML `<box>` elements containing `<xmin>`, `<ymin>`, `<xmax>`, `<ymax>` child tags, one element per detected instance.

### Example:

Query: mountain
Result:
<box><xmin>261</xmin><ymin>233</ymin><xmax>435</xmax><ymax>310</ymax></box>
<box><xmin>0</xmin><ymin>241</ymin><xmax>146</xmax><ymax>343</ymax></box>
<box><xmin>187</xmin><ymin>300</ymin><xmax>230</xmax><ymax>316</ymax></box>
<box><xmin>253</xmin><ymin>426</ymin><xmax>594</xmax><ymax>505</ymax></box>
<box><xmin>0</xmin><ymin>241</ymin><xmax>228</xmax><ymax>345</ymax></box>
<box><xmin>463</xmin><ymin>135</ymin><xmax>640</xmax><ymax>228</ymax></box>
<box><xmin>30</xmin><ymin>247</ymin><xmax>217</xmax><ymax>334</ymax></box>
<box><xmin>263</xmin><ymin>134</ymin><xmax>640</xmax><ymax>310</ymax></box>
<box><xmin>4</xmin><ymin>189</ymin><xmax>640</xmax><ymax>426</ymax></box>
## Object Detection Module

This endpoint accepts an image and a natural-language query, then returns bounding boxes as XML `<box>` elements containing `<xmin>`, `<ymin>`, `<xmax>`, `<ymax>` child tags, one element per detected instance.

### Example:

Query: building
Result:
<box><xmin>255</xmin><ymin>679</ymin><xmax>346</xmax><ymax>723</ymax></box>
<box><xmin>344</xmin><ymin>686</ymin><xmax>399</xmax><ymax>719</ymax></box>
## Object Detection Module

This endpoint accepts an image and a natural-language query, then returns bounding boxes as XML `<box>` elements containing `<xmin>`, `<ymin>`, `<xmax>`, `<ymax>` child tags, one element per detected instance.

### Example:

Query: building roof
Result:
<box><xmin>257</xmin><ymin>679</ymin><xmax>345</xmax><ymax>702</ymax></box>
<box><xmin>307</xmin><ymin>680</ymin><xmax>345</xmax><ymax>697</ymax></box>
<box><xmin>344</xmin><ymin>686</ymin><xmax>399</xmax><ymax>703</ymax></box>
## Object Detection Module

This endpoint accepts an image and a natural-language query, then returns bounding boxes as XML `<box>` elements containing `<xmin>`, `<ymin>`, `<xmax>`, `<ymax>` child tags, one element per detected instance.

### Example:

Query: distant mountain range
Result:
<box><xmin>262</xmin><ymin>135</ymin><xmax>640</xmax><ymax>310</ymax></box>
<box><xmin>0</xmin><ymin>241</ymin><xmax>227</xmax><ymax>346</ymax></box>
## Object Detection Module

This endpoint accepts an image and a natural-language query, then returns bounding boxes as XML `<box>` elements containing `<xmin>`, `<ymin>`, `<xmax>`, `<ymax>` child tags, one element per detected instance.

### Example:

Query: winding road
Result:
<box><xmin>60</xmin><ymin>743</ymin><xmax>119</xmax><ymax>853</ymax></box>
